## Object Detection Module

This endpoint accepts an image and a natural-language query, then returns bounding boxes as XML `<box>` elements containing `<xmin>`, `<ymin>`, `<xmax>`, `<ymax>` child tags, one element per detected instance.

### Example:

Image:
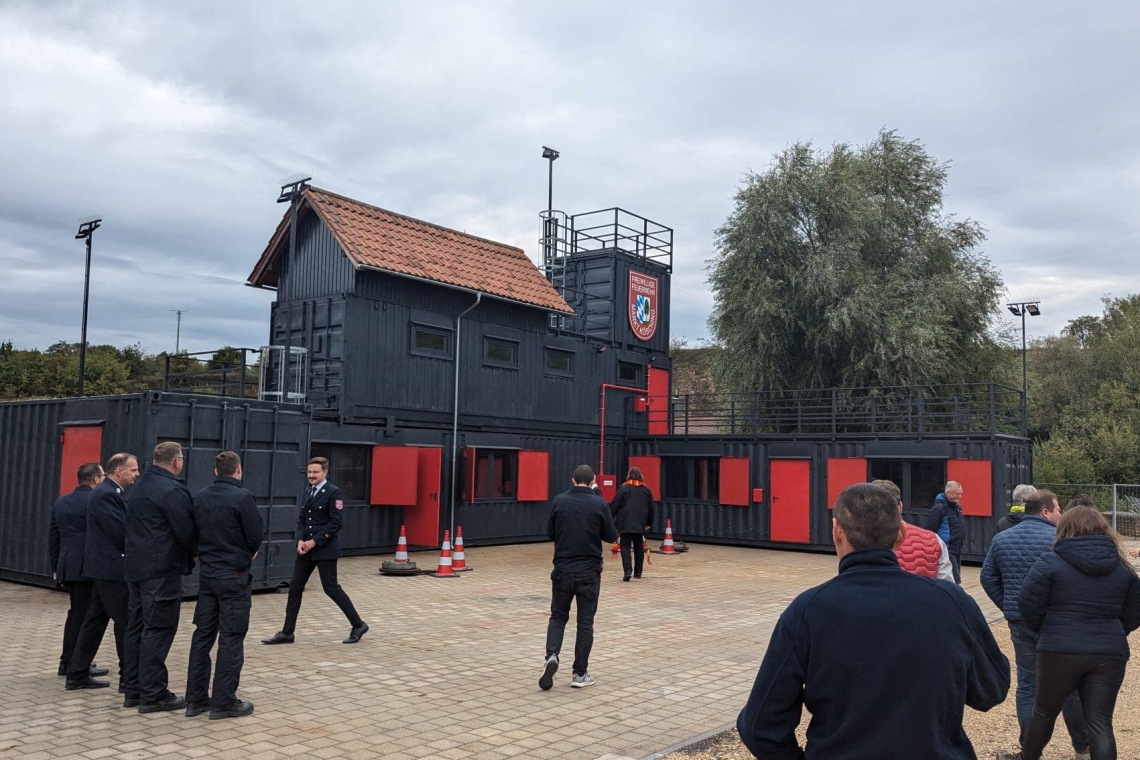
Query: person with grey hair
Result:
<box><xmin>926</xmin><ymin>481</ymin><xmax>965</xmax><ymax>584</ymax></box>
<box><xmin>998</xmin><ymin>484</ymin><xmax>1038</xmax><ymax>533</ymax></box>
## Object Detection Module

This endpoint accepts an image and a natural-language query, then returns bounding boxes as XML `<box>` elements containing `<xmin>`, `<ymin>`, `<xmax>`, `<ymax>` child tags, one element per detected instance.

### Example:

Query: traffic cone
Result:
<box><xmin>430</xmin><ymin>530</ymin><xmax>460</xmax><ymax>578</ymax></box>
<box><xmin>611</xmin><ymin>541</ymin><xmax>620</xmax><ymax>559</ymax></box>
<box><xmin>394</xmin><ymin>525</ymin><xmax>409</xmax><ymax>563</ymax></box>
<box><xmin>660</xmin><ymin>519</ymin><xmax>677</xmax><ymax>554</ymax></box>
<box><xmin>643</xmin><ymin>535</ymin><xmax>652</xmax><ymax>565</ymax></box>
<box><xmin>452</xmin><ymin>526</ymin><xmax>472</xmax><ymax>571</ymax></box>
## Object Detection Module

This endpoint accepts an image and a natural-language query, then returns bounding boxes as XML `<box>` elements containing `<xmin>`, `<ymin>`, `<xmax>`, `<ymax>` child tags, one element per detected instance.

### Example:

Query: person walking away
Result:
<box><xmin>999</xmin><ymin>484</ymin><xmax>1038</xmax><ymax>533</ymax></box>
<box><xmin>873</xmin><ymin>479</ymin><xmax>954</xmax><ymax>582</ymax></box>
<box><xmin>737</xmin><ymin>483</ymin><xmax>1009</xmax><ymax>759</ymax></box>
<box><xmin>263</xmin><ymin>457</ymin><xmax>368</xmax><ymax>645</ymax></box>
<box><xmin>982</xmin><ymin>489</ymin><xmax>1089</xmax><ymax>758</ymax></box>
<box><xmin>610</xmin><ymin>467</ymin><xmax>655</xmax><ymax>582</ymax></box>
<box><xmin>124</xmin><ymin>442</ymin><xmax>196</xmax><ymax>714</ymax></box>
<box><xmin>927</xmin><ymin>480</ymin><xmax>965</xmax><ymax>583</ymax></box>
<box><xmin>185</xmin><ymin>451</ymin><xmax>264</xmax><ymax>720</ymax></box>
<box><xmin>540</xmin><ymin>464</ymin><xmax>618</xmax><ymax>690</ymax></box>
<box><xmin>66</xmin><ymin>453</ymin><xmax>140</xmax><ymax>692</ymax></box>
<box><xmin>1000</xmin><ymin>507</ymin><xmax>1140</xmax><ymax>760</ymax></box>
<box><xmin>50</xmin><ymin>462</ymin><xmax>106</xmax><ymax>677</ymax></box>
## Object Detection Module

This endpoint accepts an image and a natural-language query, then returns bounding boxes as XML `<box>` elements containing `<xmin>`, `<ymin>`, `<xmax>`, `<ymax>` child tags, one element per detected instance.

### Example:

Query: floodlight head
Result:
<box><xmin>1025</xmin><ymin>303</ymin><xmax>1041</xmax><ymax>316</ymax></box>
<box><xmin>1007</xmin><ymin>304</ymin><xmax>1022</xmax><ymax>316</ymax></box>
<box><xmin>75</xmin><ymin>216</ymin><xmax>102</xmax><ymax>239</ymax></box>
<box><xmin>542</xmin><ymin>146</ymin><xmax>560</xmax><ymax>161</ymax></box>
<box><xmin>277</xmin><ymin>173</ymin><xmax>313</xmax><ymax>203</ymax></box>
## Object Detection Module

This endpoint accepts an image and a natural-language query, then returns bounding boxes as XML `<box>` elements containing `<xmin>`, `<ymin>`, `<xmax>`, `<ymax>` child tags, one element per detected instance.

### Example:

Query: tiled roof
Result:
<box><xmin>247</xmin><ymin>187</ymin><xmax>574</xmax><ymax>314</ymax></box>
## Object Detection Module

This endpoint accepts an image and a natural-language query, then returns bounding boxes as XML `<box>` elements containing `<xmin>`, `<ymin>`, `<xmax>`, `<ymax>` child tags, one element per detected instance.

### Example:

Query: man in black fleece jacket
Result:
<box><xmin>737</xmin><ymin>483</ymin><xmax>1010</xmax><ymax>759</ymax></box>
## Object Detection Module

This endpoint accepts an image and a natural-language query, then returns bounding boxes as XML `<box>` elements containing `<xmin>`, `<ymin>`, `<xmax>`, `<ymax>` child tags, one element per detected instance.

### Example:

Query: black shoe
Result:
<box><xmin>65</xmin><ymin>677</ymin><xmax>109</xmax><ymax>690</ymax></box>
<box><xmin>89</xmin><ymin>666</ymin><xmax>109</xmax><ymax>677</ymax></box>
<box><xmin>343</xmin><ymin>622</ymin><xmax>369</xmax><ymax>644</ymax></box>
<box><xmin>185</xmin><ymin>701</ymin><xmax>210</xmax><ymax>717</ymax></box>
<box><xmin>634</xmin><ymin>573</ymin><xmax>642</xmax><ymax>578</ymax></box>
<box><xmin>622</xmin><ymin>573</ymin><xmax>631</xmax><ymax>582</ymax></box>
<box><xmin>118</xmin><ymin>682</ymin><xmax>126</xmax><ymax>694</ymax></box>
<box><xmin>262</xmin><ymin>631</ymin><xmax>295</xmax><ymax>645</ymax></box>
<box><xmin>123</xmin><ymin>697</ymin><xmax>140</xmax><ymax>708</ymax></box>
<box><xmin>138</xmin><ymin>693</ymin><xmax>186</xmax><ymax>714</ymax></box>
<box><xmin>209</xmin><ymin>700</ymin><xmax>254</xmax><ymax>720</ymax></box>
<box><xmin>57</xmin><ymin>662</ymin><xmax>68</xmax><ymax>676</ymax></box>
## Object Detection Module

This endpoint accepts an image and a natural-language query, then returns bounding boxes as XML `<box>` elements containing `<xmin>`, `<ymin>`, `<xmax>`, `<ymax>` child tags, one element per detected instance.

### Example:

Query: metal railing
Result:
<box><xmin>1037</xmin><ymin>483</ymin><xmax>1140</xmax><ymax>536</ymax></box>
<box><xmin>162</xmin><ymin>348</ymin><xmax>260</xmax><ymax>399</ymax></box>
<box><xmin>635</xmin><ymin>383</ymin><xmax>1026</xmax><ymax>439</ymax></box>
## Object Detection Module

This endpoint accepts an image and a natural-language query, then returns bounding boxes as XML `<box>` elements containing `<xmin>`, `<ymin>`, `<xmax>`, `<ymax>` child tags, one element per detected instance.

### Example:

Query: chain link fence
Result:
<box><xmin>1037</xmin><ymin>483</ymin><xmax>1140</xmax><ymax>538</ymax></box>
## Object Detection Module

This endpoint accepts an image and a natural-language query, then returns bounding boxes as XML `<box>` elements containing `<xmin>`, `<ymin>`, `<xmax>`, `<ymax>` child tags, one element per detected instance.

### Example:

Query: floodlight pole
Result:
<box><xmin>75</xmin><ymin>218</ymin><xmax>102</xmax><ymax>396</ymax></box>
<box><xmin>1007</xmin><ymin>300</ymin><xmax>1041</xmax><ymax>436</ymax></box>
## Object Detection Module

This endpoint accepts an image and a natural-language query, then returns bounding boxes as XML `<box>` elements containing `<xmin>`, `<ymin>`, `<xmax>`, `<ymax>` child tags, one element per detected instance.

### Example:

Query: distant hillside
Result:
<box><xmin>669</xmin><ymin>343</ymin><xmax>720</xmax><ymax>397</ymax></box>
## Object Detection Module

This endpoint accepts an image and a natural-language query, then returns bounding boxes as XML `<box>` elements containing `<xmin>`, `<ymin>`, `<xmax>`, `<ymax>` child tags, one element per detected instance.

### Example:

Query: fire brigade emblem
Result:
<box><xmin>628</xmin><ymin>271</ymin><xmax>658</xmax><ymax>341</ymax></box>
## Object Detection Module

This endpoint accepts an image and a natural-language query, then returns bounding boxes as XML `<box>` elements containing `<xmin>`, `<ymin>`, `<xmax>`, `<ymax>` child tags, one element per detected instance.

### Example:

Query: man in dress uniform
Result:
<box><xmin>124</xmin><ymin>441</ymin><xmax>196</xmax><ymax>714</ymax></box>
<box><xmin>49</xmin><ymin>462</ymin><xmax>106</xmax><ymax>677</ymax></box>
<box><xmin>263</xmin><ymin>456</ymin><xmax>368</xmax><ymax>645</ymax></box>
<box><xmin>185</xmin><ymin>451</ymin><xmax>263</xmax><ymax>720</ymax></box>
<box><xmin>66</xmin><ymin>452</ymin><xmax>140</xmax><ymax>691</ymax></box>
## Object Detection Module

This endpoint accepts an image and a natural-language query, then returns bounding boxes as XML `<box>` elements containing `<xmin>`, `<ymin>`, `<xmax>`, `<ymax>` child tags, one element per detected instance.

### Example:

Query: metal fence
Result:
<box><xmin>1037</xmin><ymin>483</ymin><xmax>1140</xmax><ymax>537</ymax></box>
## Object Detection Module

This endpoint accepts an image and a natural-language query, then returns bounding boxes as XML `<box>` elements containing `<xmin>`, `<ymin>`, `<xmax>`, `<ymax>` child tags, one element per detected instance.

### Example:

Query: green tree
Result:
<box><xmin>207</xmin><ymin>346</ymin><xmax>246</xmax><ymax>370</ymax></box>
<box><xmin>707</xmin><ymin>130</ymin><xmax>1009</xmax><ymax>392</ymax></box>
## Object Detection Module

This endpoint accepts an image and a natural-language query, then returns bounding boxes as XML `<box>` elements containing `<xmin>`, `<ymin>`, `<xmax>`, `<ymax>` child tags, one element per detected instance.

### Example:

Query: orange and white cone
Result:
<box><xmin>452</xmin><ymin>526</ymin><xmax>472</xmax><ymax>571</ymax></box>
<box><xmin>431</xmin><ymin>530</ymin><xmax>460</xmax><ymax>578</ymax></box>
<box><xmin>394</xmin><ymin>525</ymin><xmax>409</xmax><ymax>563</ymax></box>
<box><xmin>643</xmin><ymin>536</ymin><xmax>652</xmax><ymax>565</ymax></box>
<box><xmin>660</xmin><ymin>519</ymin><xmax>676</xmax><ymax>554</ymax></box>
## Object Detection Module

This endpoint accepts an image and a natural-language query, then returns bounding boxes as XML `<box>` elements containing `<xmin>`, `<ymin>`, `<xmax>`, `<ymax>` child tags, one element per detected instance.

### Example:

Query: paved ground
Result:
<box><xmin>1</xmin><ymin>543</ymin><xmax>1003</xmax><ymax>760</ymax></box>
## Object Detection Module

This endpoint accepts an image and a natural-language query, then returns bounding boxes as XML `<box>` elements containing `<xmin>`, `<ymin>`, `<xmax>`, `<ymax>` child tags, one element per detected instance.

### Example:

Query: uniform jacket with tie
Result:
<box><xmin>49</xmin><ymin>485</ymin><xmax>94</xmax><ymax>582</ymax></box>
<box><xmin>84</xmin><ymin>478</ymin><xmax>129</xmax><ymax>581</ymax></box>
<box><xmin>295</xmin><ymin>481</ymin><xmax>345</xmax><ymax>561</ymax></box>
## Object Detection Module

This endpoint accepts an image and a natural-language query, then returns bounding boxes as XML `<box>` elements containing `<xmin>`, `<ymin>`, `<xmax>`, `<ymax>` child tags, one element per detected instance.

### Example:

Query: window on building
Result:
<box><xmin>545</xmin><ymin>348</ymin><xmax>574</xmax><ymax>377</ymax></box>
<box><xmin>308</xmin><ymin>443</ymin><xmax>370</xmax><ymax>502</ymax></box>
<box><xmin>662</xmin><ymin>457</ymin><xmax>720</xmax><ymax>501</ymax></box>
<box><xmin>868</xmin><ymin>459</ymin><xmax>947</xmax><ymax>510</ymax></box>
<box><xmin>411</xmin><ymin>324</ymin><xmax>452</xmax><ymax>359</ymax></box>
<box><xmin>484</xmin><ymin>337</ymin><xmax>519</xmax><ymax>369</ymax></box>
<box><xmin>618</xmin><ymin>361</ymin><xmax>641</xmax><ymax>383</ymax></box>
<box><xmin>472</xmin><ymin>449</ymin><xmax>518</xmax><ymax>500</ymax></box>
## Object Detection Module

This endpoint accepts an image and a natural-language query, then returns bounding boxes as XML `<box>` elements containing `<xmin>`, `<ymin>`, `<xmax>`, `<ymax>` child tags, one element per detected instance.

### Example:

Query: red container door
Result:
<box><xmin>627</xmin><ymin>456</ymin><xmax>661</xmax><ymax>499</ymax></box>
<box><xmin>719</xmin><ymin>456</ymin><xmax>751</xmax><ymax>506</ymax></box>
<box><xmin>647</xmin><ymin>367</ymin><xmax>671</xmax><ymax>434</ymax></box>
<box><xmin>60</xmin><ymin>426</ymin><xmax>103</xmax><ymax>496</ymax></box>
<box><xmin>370</xmin><ymin>446</ymin><xmax>419</xmax><ymax>506</ymax></box>
<box><xmin>948</xmin><ymin>459</ymin><xmax>993</xmax><ymax>517</ymax></box>
<box><xmin>407</xmin><ymin>447</ymin><xmax>442</xmax><ymax>547</ymax></box>
<box><xmin>770</xmin><ymin>459</ymin><xmax>811</xmax><ymax>543</ymax></box>
<box><xmin>826</xmin><ymin>458</ymin><xmax>868</xmax><ymax>510</ymax></box>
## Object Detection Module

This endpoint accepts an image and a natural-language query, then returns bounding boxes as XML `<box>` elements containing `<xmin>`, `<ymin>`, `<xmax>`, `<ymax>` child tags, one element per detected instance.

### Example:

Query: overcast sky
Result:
<box><xmin>2</xmin><ymin>1</ymin><xmax>1138</xmax><ymax>356</ymax></box>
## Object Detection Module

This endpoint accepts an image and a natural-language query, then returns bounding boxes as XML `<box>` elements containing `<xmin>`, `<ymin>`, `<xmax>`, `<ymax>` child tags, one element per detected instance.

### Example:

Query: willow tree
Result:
<box><xmin>707</xmin><ymin>130</ymin><xmax>1007</xmax><ymax>392</ymax></box>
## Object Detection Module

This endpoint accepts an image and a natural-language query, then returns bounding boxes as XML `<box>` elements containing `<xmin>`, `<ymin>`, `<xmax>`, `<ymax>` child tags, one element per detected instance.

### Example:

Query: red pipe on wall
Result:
<box><xmin>598</xmin><ymin>382</ymin><xmax>647</xmax><ymax>476</ymax></box>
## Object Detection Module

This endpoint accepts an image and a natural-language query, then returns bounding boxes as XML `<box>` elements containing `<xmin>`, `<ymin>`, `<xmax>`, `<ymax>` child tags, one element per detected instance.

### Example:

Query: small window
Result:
<box><xmin>473</xmin><ymin>449</ymin><xmax>518</xmax><ymax>501</ymax></box>
<box><xmin>484</xmin><ymin>338</ymin><xmax>519</xmax><ymax>369</ymax></box>
<box><xmin>545</xmin><ymin>348</ymin><xmax>574</xmax><ymax>377</ymax></box>
<box><xmin>309</xmin><ymin>443</ymin><xmax>370</xmax><ymax>502</ymax></box>
<box><xmin>618</xmin><ymin>361</ymin><xmax>641</xmax><ymax>383</ymax></box>
<box><xmin>868</xmin><ymin>459</ymin><xmax>947</xmax><ymax>510</ymax></box>
<box><xmin>411</xmin><ymin>324</ymin><xmax>452</xmax><ymax>359</ymax></box>
<box><xmin>662</xmin><ymin>457</ymin><xmax>720</xmax><ymax>501</ymax></box>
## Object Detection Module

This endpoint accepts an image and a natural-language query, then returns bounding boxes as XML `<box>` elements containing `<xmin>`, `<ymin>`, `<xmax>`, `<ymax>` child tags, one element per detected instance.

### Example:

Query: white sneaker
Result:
<box><xmin>570</xmin><ymin>673</ymin><xmax>595</xmax><ymax>688</ymax></box>
<box><xmin>539</xmin><ymin>654</ymin><xmax>558</xmax><ymax>691</ymax></box>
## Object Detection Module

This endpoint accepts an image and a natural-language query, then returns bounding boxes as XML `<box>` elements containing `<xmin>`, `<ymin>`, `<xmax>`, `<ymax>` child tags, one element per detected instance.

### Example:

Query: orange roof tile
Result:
<box><xmin>247</xmin><ymin>187</ymin><xmax>574</xmax><ymax>314</ymax></box>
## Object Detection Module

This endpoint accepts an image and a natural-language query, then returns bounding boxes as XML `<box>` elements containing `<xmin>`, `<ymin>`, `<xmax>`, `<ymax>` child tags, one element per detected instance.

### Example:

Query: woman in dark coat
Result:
<box><xmin>1005</xmin><ymin>507</ymin><xmax>1140</xmax><ymax>760</ymax></box>
<box><xmin>609</xmin><ymin>467</ymin><xmax>655</xmax><ymax>582</ymax></box>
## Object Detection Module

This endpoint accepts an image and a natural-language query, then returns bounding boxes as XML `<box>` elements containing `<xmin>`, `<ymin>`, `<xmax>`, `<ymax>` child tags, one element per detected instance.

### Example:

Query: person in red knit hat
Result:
<box><xmin>872</xmin><ymin>479</ymin><xmax>954</xmax><ymax>582</ymax></box>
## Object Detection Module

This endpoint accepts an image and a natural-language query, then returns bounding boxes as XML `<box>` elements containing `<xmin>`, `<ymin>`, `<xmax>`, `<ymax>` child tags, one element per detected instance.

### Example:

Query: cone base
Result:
<box><xmin>452</xmin><ymin>566</ymin><xmax>474</xmax><ymax>572</ymax></box>
<box><xmin>430</xmin><ymin>572</ymin><xmax>462</xmax><ymax>578</ymax></box>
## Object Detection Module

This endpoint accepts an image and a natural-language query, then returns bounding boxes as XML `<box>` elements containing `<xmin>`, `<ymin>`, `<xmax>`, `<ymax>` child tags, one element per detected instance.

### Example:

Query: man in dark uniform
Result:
<box><xmin>185</xmin><ymin>451</ymin><xmax>263</xmax><ymax>720</ymax></box>
<box><xmin>50</xmin><ymin>462</ymin><xmax>106</xmax><ymax>677</ymax></box>
<box><xmin>263</xmin><ymin>456</ymin><xmax>368</xmax><ymax>645</ymax></box>
<box><xmin>66</xmin><ymin>452</ymin><xmax>140</xmax><ymax>691</ymax></box>
<box><xmin>124</xmin><ymin>441</ymin><xmax>196</xmax><ymax>714</ymax></box>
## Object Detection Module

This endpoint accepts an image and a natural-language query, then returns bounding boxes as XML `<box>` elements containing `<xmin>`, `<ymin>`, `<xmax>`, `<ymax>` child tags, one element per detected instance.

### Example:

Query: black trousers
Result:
<box><xmin>60</xmin><ymin>581</ymin><xmax>94</xmax><ymax>669</ymax></box>
<box><xmin>126</xmin><ymin>575</ymin><xmax>183</xmax><ymax>704</ymax></box>
<box><xmin>282</xmin><ymin>556</ymin><xmax>362</xmax><ymax>635</ymax></box>
<box><xmin>1022</xmin><ymin>652</ymin><xmax>1127</xmax><ymax>760</ymax></box>
<box><xmin>186</xmin><ymin>573</ymin><xmax>252</xmax><ymax>709</ymax></box>
<box><xmin>619</xmin><ymin>533</ymin><xmax>645</xmax><ymax>577</ymax></box>
<box><xmin>949</xmin><ymin>551</ymin><xmax>962</xmax><ymax>584</ymax></box>
<box><xmin>545</xmin><ymin>567</ymin><xmax>601</xmax><ymax>676</ymax></box>
<box><xmin>67</xmin><ymin>580</ymin><xmax>128</xmax><ymax>680</ymax></box>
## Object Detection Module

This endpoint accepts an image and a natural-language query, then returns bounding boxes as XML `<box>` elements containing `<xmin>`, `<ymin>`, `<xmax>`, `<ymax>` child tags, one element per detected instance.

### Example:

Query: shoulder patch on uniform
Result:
<box><xmin>335</xmin><ymin>499</ymin><xmax>344</xmax><ymax>510</ymax></box>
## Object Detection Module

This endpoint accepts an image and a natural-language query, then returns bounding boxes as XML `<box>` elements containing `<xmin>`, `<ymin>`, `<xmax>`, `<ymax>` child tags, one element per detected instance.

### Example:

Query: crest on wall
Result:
<box><xmin>628</xmin><ymin>271</ymin><xmax>659</xmax><ymax>341</ymax></box>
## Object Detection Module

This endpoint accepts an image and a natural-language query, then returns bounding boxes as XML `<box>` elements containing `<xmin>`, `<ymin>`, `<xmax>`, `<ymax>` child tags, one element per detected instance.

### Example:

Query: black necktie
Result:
<box><xmin>308</xmin><ymin>486</ymin><xmax>316</xmax><ymax>501</ymax></box>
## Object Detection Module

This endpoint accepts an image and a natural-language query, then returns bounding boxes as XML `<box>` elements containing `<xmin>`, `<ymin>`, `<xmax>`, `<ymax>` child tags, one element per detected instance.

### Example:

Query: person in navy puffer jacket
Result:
<box><xmin>1001</xmin><ymin>506</ymin><xmax>1140</xmax><ymax>760</ymax></box>
<box><xmin>926</xmin><ymin>481</ymin><xmax>965</xmax><ymax>583</ymax></box>
<box><xmin>982</xmin><ymin>489</ymin><xmax>1089</xmax><ymax>757</ymax></box>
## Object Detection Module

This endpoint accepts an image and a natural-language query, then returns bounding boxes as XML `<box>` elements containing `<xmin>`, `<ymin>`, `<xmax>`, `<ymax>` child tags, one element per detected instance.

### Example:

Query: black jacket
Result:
<box><xmin>737</xmin><ymin>549</ymin><xmax>1009</xmax><ymax>760</ymax></box>
<box><xmin>295</xmin><ymin>481</ymin><xmax>345</xmax><ymax>561</ymax></box>
<box><xmin>49</xmin><ymin>485</ymin><xmax>93</xmax><ymax>582</ymax></box>
<box><xmin>192</xmin><ymin>476</ymin><xmax>264</xmax><ymax>578</ymax></box>
<box><xmin>547</xmin><ymin>485</ymin><xmax>618</xmax><ymax>573</ymax></box>
<box><xmin>610</xmin><ymin>482</ymin><xmax>655</xmax><ymax>535</ymax></box>
<box><xmin>926</xmin><ymin>493</ymin><xmax>964</xmax><ymax>553</ymax></box>
<box><xmin>124</xmin><ymin>465</ymin><xmax>196</xmax><ymax>582</ymax></box>
<box><xmin>997</xmin><ymin>507</ymin><xmax>1026</xmax><ymax>533</ymax></box>
<box><xmin>84</xmin><ymin>478</ymin><xmax>129</xmax><ymax>581</ymax></box>
<box><xmin>1018</xmin><ymin>535</ymin><xmax>1140</xmax><ymax>659</ymax></box>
